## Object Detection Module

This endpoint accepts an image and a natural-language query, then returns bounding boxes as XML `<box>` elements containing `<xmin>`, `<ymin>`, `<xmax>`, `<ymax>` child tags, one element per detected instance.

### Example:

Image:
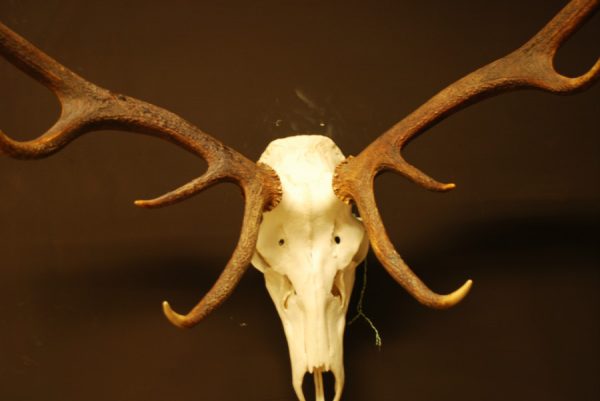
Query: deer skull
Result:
<box><xmin>1</xmin><ymin>1</ymin><xmax>597</xmax><ymax>400</ymax></box>
<box><xmin>252</xmin><ymin>136</ymin><xmax>369</xmax><ymax>401</ymax></box>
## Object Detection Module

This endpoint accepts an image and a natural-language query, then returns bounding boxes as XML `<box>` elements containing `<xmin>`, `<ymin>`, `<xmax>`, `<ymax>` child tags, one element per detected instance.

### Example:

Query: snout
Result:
<box><xmin>292</xmin><ymin>364</ymin><xmax>344</xmax><ymax>401</ymax></box>
<box><xmin>281</xmin><ymin>291</ymin><xmax>347</xmax><ymax>401</ymax></box>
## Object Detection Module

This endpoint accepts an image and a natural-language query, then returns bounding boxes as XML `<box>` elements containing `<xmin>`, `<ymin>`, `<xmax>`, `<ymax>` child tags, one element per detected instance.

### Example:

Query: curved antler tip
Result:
<box><xmin>134</xmin><ymin>198</ymin><xmax>169</xmax><ymax>209</ymax></box>
<box><xmin>549</xmin><ymin>57</ymin><xmax>600</xmax><ymax>94</ymax></box>
<box><xmin>162</xmin><ymin>301</ymin><xmax>191</xmax><ymax>329</ymax></box>
<box><xmin>133</xmin><ymin>199</ymin><xmax>151</xmax><ymax>208</ymax></box>
<box><xmin>0</xmin><ymin>130</ymin><xmax>13</xmax><ymax>155</ymax></box>
<box><xmin>574</xmin><ymin>56</ymin><xmax>600</xmax><ymax>90</ymax></box>
<box><xmin>439</xmin><ymin>279</ymin><xmax>473</xmax><ymax>309</ymax></box>
<box><xmin>424</xmin><ymin>180</ymin><xmax>457</xmax><ymax>192</ymax></box>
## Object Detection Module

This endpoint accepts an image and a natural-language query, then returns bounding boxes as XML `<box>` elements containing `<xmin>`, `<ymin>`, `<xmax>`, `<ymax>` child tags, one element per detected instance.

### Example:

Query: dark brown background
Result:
<box><xmin>0</xmin><ymin>1</ymin><xmax>598</xmax><ymax>400</ymax></box>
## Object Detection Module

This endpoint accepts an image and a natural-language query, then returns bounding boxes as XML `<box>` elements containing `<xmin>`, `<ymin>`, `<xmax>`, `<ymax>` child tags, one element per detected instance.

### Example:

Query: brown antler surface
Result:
<box><xmin>334</xmin><ymin>0</ymin><xmax>598</xmax><ymax>308</ymax></box>
<box><xmin>0</xmin><ymin>22</ymin><xmax>282</xmax><ymax>328</ymax></box>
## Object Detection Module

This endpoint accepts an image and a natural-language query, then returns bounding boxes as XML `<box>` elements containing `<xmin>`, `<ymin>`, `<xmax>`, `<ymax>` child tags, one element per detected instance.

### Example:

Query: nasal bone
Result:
<box><xmin>292</xmin><ymin>294</ymin><xmax>345</xmax><ymax>401</ymax></box>
<box><xmin>304</xmin><ymin>296</ymin><xmax>331</xmax><ymax>371</ymax></box>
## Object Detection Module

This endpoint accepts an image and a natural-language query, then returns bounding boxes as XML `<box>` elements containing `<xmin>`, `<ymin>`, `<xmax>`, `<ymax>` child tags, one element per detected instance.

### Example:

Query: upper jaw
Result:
<box><xmin>292</xmin><ymin>363</ymin><xmax>345</xmax><ymax>401</ymax></box>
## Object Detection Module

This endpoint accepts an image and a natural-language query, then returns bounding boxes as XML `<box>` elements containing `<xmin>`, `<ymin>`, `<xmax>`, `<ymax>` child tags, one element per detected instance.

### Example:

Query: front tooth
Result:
<box><xmin>292</xmin><ymin>370</ymin><xmax>307</xmax><ymax>401</ymax></box>
<box><xmin>332</xmin><ymin>364</ymin><xmax>345</xmax><ymax>401</ymax></box>
<box><xmin>314</xmin><ymin>368</ymin><xmax>325</xmax><ymax>401</ymax></box>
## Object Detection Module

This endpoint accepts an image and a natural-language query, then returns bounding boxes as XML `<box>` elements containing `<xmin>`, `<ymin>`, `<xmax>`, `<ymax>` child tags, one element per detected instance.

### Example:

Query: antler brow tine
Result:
<box><xmin>334</xmin><ymin>0</ymin><xmax>598</xmax><ymax>309</ymax></box>
<box><xmin>0</xmin><ymin>21</ymin><xmax>282</xmax><ymax>327</ymax></box>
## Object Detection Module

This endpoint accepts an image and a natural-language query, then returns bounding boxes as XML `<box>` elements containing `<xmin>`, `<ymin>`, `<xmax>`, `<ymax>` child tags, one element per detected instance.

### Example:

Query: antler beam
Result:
<box><xmin>0</xmin><ymin>21</ymin><xmax>282</xmax><ymax>327</ymax></box>
<box><xmin>334</xmin><ymin>0</ymin><xmax>598</xmax><ymax>308</ymax></box>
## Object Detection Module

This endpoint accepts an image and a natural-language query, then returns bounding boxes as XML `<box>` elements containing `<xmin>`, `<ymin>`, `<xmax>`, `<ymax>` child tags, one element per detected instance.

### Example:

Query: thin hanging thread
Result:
<box><xmin>348</xmin><ymin>257</ymin><xmax>382</xmax><ymax>349</ymax></box>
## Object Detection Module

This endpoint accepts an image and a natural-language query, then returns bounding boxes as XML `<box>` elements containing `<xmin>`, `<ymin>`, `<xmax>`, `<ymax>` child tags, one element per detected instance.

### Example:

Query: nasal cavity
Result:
<box><xmin>302</xmin><ymin>370</ymin><xmax>335</xmax><ymax>401</ymax></box>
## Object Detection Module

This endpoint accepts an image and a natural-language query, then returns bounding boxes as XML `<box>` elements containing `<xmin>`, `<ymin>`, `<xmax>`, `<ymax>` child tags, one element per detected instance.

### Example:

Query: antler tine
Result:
<box><xmin>162</xmin><ymin>182</ymin><xmax>271</xmax><ymax>328</ymax></box>
<box><xmin>134</xmin><ymin>170</ymin><xmax>223</xmax><ymax>209</ymax></box>
<box><xmin>393</xmin><ymin>0</ymin><xmax>598</xmax><ymax>153</ymax></box>
<box><xmin>355</xmin><ymin>187</ymin><xmax>472</xmax><ymax>309</ymax></box>
<box><xmin>0</xmin><ymin>22</ymin><xmax>83</xmax><ymax>94</ymax></box>
<box><xmin>346</xmin><ymin>0</ymin><xmax>599</xmax><ymax>192</ymax></box>
<box><xmin>1</xmin><ymin>21</ymin><xmax>282</xmax><ymax>326</ymax></box>
<box><xmin>523</xmin><ymin>0</ymin><xmax>600</xmax><ymax>93</ymax></box>
<box><xmin>134</xmin><ymin>161</ymin><xmax>280</xmax><ymax>209</ymax></box>
<box><xmin>0</xmin><ymin>21</ymin><xmax>105</xmax><ymax>160</ymax></box>
<box><xmin>334</xmin><ymin>0</ymin><xmax>598</xmax><ymax>309</ymax></box>
<box><xmin>0</xmin><ymin>22</ymin><xmax>205</xmax><ymax>161</ymax></box>
<box><xmin>134</xmin><ymin>165</ymin><xmax>229</xmax><ymax>209</ymax></box>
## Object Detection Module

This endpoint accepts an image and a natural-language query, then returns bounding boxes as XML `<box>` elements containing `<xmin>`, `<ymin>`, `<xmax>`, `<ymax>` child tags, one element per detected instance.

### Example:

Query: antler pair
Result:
<box><xmin>1</xmin><ymin>0</ymin><xmax>598</xmax><ymax>325</ymax></box>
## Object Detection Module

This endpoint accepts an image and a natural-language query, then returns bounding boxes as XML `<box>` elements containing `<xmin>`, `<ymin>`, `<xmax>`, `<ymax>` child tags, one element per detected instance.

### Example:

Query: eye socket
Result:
<box><xmin>278</xmin><ymin>238</ymin><xmax>285</xmax><ymax>246</ymax></box>
<box><xmin>334</xmin><ymin>236</ymin><xmax>341</xmax><ymax>244</ymax></box>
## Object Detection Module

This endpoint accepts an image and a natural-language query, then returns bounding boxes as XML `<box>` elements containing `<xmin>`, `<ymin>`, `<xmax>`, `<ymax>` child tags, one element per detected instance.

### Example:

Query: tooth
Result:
<box><xmin>332</xmin><ymin>364</ymin><xmax>345</xmax><ymax>401</ymax></box>
<box><xmin>293</xmin><ymin>368</ymin><xmax>307</xmax><ymax>401</ymax></box>
<box><xmin>314</xmin><ymin>368</ymin><xmax>325</xmax><ymax>401</ymax></box>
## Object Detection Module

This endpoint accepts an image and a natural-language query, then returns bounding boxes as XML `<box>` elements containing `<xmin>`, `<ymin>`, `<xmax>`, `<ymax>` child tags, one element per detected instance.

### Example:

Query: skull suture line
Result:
<box><xmin>1</xmin><ymin>1</ymin><xmax>598</xmax><ymax>400</ymax></box>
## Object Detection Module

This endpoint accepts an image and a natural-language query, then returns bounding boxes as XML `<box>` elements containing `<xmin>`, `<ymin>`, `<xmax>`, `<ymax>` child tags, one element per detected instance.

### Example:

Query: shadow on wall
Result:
<box><xmin>343</xmin><ymin>207</ymin><xmax>599</xmax><ymax>401</ymax></box>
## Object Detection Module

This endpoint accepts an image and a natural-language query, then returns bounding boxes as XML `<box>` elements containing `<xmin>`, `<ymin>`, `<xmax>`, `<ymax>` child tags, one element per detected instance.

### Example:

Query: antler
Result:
<box><xmin>0</xmin><ymin>22</ymin><xmax>282</xmax><ymax>328</ymax></box>
<box><xmin>334</xmin><ymin>0</ymin><xmax>599</xmax><ymax>308</ymax></box>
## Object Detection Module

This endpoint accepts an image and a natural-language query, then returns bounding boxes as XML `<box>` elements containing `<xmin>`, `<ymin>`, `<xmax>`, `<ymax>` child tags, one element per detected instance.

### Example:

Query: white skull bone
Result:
<box><xmin>252</xmin><ymin>135</ymin><xmax>369</xmax><ymax>401</ymax></box>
